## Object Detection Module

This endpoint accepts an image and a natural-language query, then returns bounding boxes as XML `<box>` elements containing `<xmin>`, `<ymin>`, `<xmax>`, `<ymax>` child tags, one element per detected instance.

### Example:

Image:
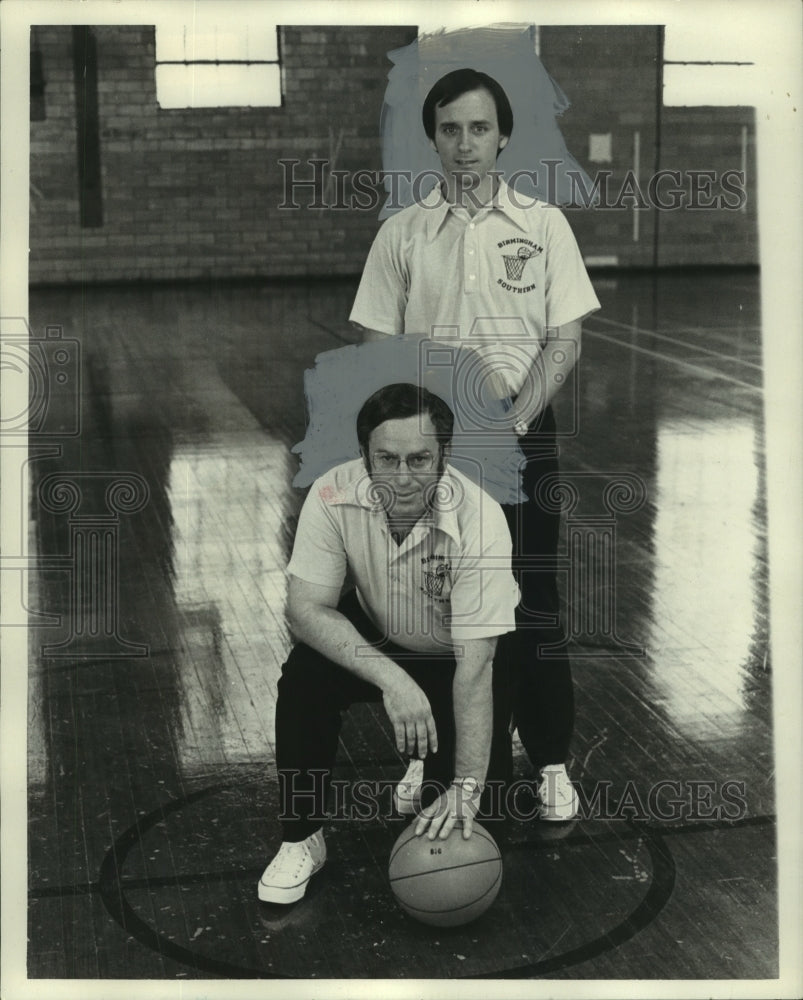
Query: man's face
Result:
<box><xmin>364</xmin><ymin>414</ymin><xmax>445</xmax><ymax>523</ymax></box>
<box><xmin>430</xmin><ymin>87</ymin><xmax>509</xmax><ymax>184</ymax></box>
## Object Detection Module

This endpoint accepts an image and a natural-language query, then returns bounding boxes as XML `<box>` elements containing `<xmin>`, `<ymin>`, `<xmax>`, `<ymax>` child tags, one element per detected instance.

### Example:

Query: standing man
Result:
<box><xmin>350</xmin><ymin>68</ymin><xmax>601</xmax><ymax>820</ymax></box>
<box><xmin>259</xmin><ymin>383</ymin><xmax>518</xmax><ymax>904</ymax></box>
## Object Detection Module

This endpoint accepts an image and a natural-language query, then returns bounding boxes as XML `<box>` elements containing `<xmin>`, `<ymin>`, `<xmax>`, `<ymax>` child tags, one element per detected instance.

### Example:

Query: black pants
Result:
<box><xmin>499</xmin><ymin>404</ymin><xmax>574</xmax><ymax>769</ymax></box>
<box><xmin>275</xmin><ymin>591</ymin><xmax>512</xmax><ymax>841</ymax></box>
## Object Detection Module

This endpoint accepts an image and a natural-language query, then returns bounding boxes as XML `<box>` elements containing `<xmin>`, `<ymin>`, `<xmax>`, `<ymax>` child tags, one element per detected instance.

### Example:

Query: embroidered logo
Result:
<box><xmin>496</xmin><ymin>238</ymin><xmax>542</xmax><ymax>293</ymax></box>
<box><xmin>421</xmin><ymin>554</ymin><xmax>452</xmax><ymax>602</ymax></box>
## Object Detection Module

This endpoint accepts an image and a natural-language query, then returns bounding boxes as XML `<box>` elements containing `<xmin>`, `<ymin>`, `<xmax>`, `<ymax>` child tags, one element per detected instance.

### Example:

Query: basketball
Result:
<box><xmin>388</xmin><ymin>820</ymin><xmax>503</xmax><ymax>927</ymax></box>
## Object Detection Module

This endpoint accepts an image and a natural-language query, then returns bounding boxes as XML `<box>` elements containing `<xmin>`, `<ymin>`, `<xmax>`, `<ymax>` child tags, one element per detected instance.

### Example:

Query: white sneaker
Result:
<box><xmin>538</xmin><ymin>764</ymin><xmax>579</xmax><ymax>821</ymax></box>
<box><xmin>257</xmin><ymin>830</ymin><xmax>326</xmax><ymax>904</ymax></box>
<box><xmin>393</xmin><ymin>758</ymin><xmax>424</xmax><ymax>816</ymax></box>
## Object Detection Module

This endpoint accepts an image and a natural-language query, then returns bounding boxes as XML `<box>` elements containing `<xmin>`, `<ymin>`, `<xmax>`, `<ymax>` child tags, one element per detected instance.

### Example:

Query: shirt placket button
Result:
<box><xmin>466</xmin><ymin>224</ymin><xmax>477</xmax><ymax>292</ymax></box>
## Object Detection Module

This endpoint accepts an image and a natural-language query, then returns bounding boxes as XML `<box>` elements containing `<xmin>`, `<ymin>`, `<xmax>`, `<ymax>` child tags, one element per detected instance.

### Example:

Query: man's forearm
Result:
<box><xmin>288</xmin><ymin>600</ymin><xmax>403</xmax><ymax>691</ymax></box>
<box><xmin>451</xmin><ymin>646</ymin><xmax>495</xmax><ymax>785</ymax></box>
<box><xmin>289</xmin><ymin>593</ymin><xmax>440</xmax><ymax>757</ymax></box>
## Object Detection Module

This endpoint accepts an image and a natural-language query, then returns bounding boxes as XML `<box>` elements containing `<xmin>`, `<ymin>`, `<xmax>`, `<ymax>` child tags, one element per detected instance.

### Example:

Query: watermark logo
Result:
<box><xmin>1</xmin><ymin>318</ymin><xmax>81</xmax><ymax>437</ymax></box>
<box><xmin>36</xmin><ymin>472</ymin><xmax>151</xmax><ymax>658</ymax></box>
<box><xmin>1</xmin><ymin>317</ymin><xmax>150</xmax><ymax>658</ymax></box>
<box><xmin>279</xmin><ymin>775</ymin><xmax>750</xmax><ymax>825</ymax></box>
<box><xmin>278</xmin><ymin>160</ymin><xmax>748</xmax><ymax>213</ymax></box>
<box><xmin>419</xmin><ymin>325</ymin><xmax>580</xmax><ymax>439</ymax></box>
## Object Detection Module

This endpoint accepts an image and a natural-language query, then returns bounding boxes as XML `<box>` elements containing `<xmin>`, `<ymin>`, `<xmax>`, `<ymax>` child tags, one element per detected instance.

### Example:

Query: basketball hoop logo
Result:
<box><xmin>502</xmin><ymin>245</ymin><xmax>538</xmax><ymax>282</ymax></box>
<box><xmin>421</xmin><ymin>556</ymin><xmax>452</xmax><ymax>600</ymax></box>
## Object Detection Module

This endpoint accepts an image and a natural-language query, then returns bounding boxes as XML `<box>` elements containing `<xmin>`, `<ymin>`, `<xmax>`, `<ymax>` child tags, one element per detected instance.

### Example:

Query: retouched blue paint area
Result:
<box><xmin>292</xmin><ymin>335</ymin><xmax>526</xmax><ymax>503</ymax></box>
<box><xmin>379</xmin><ymin>26</ymin><xmax>595</xmax><ymax>218</ymax></box>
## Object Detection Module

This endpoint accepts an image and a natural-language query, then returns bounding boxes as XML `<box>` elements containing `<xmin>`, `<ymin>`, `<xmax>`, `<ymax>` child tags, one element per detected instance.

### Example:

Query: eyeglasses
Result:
<box><xmin>370</xmin><ymin>451</ymin><xmax>435</xmax><ymax>473</ymax></box>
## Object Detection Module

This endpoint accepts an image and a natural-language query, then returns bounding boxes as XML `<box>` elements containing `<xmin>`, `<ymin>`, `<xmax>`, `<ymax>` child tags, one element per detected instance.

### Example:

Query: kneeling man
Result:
<box><xmin>259</xmin><ymin>382</ymin><xmax>518</xmax><ymax>903</ymax></box>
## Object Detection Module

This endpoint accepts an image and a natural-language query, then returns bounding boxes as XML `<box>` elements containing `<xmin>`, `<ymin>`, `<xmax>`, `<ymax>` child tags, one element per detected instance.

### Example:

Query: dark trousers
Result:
<box><xmin>499</xmin><ymin>404</ymin><xmax>574</xmax><ymax>769</ymax></box>
<box><xmin>275</xmin><ymin>590</ymin><xmax>512</xmax><ymax>841</ymax></box>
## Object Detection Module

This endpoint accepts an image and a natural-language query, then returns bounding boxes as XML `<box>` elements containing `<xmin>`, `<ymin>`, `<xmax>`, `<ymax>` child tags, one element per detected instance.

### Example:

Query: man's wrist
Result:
<box><xmin>451</xmin><ymin>776</ymin><xmax>483</xmax><ymax>797</ymax></box>
<box><xmin>380</xmin><ymin>661</ymin><xmax>413</xmax><ymax>694</ymax></box>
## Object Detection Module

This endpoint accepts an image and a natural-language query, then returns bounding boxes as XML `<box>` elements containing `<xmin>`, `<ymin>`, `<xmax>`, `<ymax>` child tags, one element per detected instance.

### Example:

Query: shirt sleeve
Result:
<box><xmin>543</xmin><ymin>207</ymin><xmax>601</xmax><ymax>329</ymax></box>
<box><xmin>447</xmin><ymin>495</ymin><xmax>519</xmax><ymax>640</ymax></box>
<box><xmin>349</xmin><ymin>220</ymin><xmax>409</xmax><ymax>336</ymax></box>
<box><xmin>286</xmin><ymin>483</ymin><xmax>348</xmax><ymax>589</ymax></box>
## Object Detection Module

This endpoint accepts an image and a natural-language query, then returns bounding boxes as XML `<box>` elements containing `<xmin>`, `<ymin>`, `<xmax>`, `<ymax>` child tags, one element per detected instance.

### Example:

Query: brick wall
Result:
<box><xmin>28</xmin><ymin>24</ymin><xmax>757</xmax><ymax>285</ymax></box>
<box><xmin>657</xmin><ymin>106</ymin><xmax>757</xmax><ymax>266</ymax></box>
<box><xmin>541</xmin><ymin>25</ymin><xmax>662</xmax><ymax>268</ymax></box>
<box><xmin>29</xmin><ymin>24</ymin><xmax>417</xmax><ymax>284</ymax></box>
<box><xmin>540</xmin><ymin>25</ymin><xmax>757</xmax><ymax>268</ymax></box>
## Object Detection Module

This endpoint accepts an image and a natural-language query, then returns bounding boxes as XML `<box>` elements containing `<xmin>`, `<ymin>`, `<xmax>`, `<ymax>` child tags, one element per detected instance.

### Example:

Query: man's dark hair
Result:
<box><xmin>422</xmin><ymin>68</ymin><xmax>514</xmax><ymax>143</ymax></box>
<box><xmin>357</xmin><ymin>383</ymin><xmax>454</xmax><ymax>453</ymax></box>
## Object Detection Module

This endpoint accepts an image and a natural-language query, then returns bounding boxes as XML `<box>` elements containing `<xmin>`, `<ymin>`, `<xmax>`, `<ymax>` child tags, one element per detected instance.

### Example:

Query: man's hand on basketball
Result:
<box><xmin>382</xmin><ymin>673</ymin><xmax>438</xmax><ymax>758</ymax></box>
<box><xmin>415</xmin><ymin>780</ymin><xmax>481</xmax><ymax>841</ymax></box>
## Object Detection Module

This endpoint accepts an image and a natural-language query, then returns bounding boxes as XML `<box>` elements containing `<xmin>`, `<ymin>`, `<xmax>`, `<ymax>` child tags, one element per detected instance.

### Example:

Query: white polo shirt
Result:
<box><xmin>349</xmin><ymin>181</ymin><xmax>601</xmax><ymax>396</ymax></box>
<box><xmin>287</xmin><ymin>459</ymin><xmax>518</xmax><ymax>654</ymax></box>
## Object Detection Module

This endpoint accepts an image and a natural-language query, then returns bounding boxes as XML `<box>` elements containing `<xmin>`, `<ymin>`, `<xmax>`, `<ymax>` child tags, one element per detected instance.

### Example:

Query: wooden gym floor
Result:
<box><xmin>25</xmin><ymin>268</ymin><xmax>776</xmax><ymax>981</ymax></box>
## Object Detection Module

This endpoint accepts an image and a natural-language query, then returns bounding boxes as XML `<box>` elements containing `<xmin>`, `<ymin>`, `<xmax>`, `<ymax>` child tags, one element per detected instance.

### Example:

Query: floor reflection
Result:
<box><xmin>648</xmin><ymin>416</ymin><xmax>763</xmax><ymax>729</ymax></box>
<box><xmin>167</xmin><ymin>429</ymin><xmax>297</xmax><ymax>775</ymax></box>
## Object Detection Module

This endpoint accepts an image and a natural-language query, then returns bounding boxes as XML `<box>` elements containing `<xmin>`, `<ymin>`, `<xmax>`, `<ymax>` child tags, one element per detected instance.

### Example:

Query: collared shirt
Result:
<box><xmin>349</xmin><ymin>180</ymin><xmax>601</xmax><ymax>395</ymax></box>
<box><xmin>287</xmin><ymin>459</ymin><xmax>518</xmax><ymax>654</ymax></box>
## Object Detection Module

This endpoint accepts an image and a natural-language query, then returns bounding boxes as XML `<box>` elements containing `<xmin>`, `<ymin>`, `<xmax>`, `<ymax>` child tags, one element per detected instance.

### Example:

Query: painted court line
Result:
<box><xmin>589</xmin><ymin>315</ymin><xmax>763</xmax><ymax>371</ymax></box>
<box><xmin>584</xmin><ymin>326</ymin><xmax>762</xmax><ymax>393</ymax></box>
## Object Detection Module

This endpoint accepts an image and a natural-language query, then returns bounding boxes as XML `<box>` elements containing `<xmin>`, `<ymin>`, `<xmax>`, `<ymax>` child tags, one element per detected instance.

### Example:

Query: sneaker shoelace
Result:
<box><xmin>272</xmin><ymin>841</ymin><xmax>310</xmax><ymax>877</ymax></box>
